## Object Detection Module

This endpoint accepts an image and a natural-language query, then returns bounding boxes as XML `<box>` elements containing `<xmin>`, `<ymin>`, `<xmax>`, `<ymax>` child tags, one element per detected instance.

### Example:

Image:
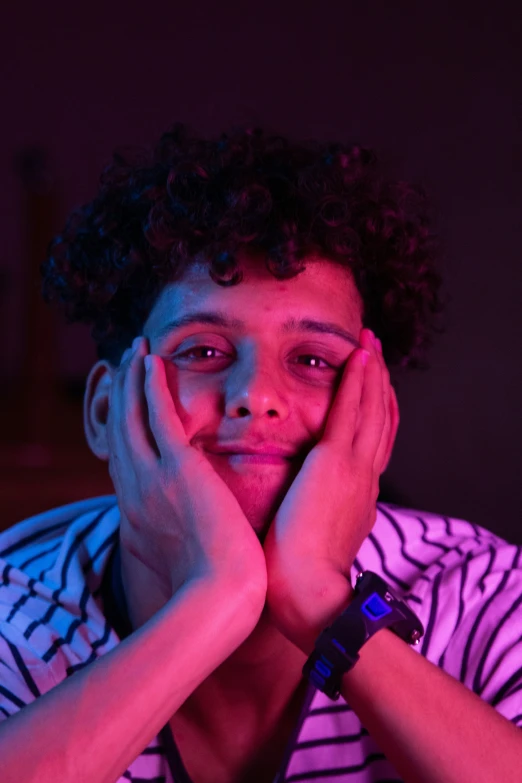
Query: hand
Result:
<box><xmin>107</xmin><ymin>336</ymin><xmax>267</xmax><ymax>600</ymax></box>
<box><xmin>263</xmin><ymin>327</ymin><xmax>391</xmax><ymax>653</ymax></box>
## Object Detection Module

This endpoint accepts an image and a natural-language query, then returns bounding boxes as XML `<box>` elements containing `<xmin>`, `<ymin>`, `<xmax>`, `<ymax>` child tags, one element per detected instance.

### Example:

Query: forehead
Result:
<box><xmin>145</xmin><ymin>252</ymin><xmax>363</xmax><ymax>333</ymax></box>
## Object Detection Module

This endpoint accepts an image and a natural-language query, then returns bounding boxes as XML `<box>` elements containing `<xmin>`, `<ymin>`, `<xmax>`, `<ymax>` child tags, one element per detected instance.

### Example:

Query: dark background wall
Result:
<box><xmin>1</xmin><ymin>0</ymin><xmax>521</xmax><ymax>542</ymax></box>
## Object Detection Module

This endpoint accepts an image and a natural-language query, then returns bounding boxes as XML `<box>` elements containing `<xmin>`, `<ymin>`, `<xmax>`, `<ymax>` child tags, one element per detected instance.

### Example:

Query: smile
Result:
<box><xmin>212</xmin><ymin>453</ymin><xmax>290</xmax><ymax>465</ymax></box>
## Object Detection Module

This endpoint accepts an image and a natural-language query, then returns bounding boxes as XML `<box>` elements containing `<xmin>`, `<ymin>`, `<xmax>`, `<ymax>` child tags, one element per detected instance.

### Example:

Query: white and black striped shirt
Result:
<box><xmin>1</xmin><ymin>495</ymin><xmax>521</xmax><ymax>782</ymax></box>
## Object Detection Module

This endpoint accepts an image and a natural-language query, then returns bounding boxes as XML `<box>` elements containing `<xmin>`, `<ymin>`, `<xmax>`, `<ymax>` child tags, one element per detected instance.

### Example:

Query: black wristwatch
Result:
<box><xmin>302</xmin><ymin>571</ymin><xmax>424</xmax><ymax>700</ymax></box>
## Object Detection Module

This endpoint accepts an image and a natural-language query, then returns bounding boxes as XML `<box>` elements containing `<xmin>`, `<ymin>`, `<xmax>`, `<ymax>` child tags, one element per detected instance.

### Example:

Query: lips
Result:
<box><xmin>221</xmin><ymin>453</ymin><xmax>291</xmax><ymax>466</ymax></box>
<box><xmin>207</xmin><ymin>443</ymin><xmax>296</xmax><ymax>459</ymax></box>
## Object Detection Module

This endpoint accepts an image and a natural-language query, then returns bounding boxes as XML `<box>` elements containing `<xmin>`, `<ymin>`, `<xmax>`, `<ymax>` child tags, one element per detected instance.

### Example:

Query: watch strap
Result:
<box><xmin>302</xmin><ymin>571</ymin><xmax>424</xmax><ymax>700</ymax></box>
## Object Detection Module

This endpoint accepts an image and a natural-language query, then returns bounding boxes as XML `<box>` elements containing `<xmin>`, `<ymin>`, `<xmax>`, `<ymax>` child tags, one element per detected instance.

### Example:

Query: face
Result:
<box><xmin>141</xmin><ymin>250</ymin><xmax>365</xmax><ymax>538</ymax></box>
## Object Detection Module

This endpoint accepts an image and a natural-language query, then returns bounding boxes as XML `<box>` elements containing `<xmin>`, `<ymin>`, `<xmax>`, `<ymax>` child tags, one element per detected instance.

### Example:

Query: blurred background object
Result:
<box><xmin>0</xmin><ymin>147</ymin><xmax>112</xmax><ymax>528</ymax></box>
<box><xmin>0</xmin><ymin>0</ymin><xmax>520</xmax><ymax>540</ymax></box>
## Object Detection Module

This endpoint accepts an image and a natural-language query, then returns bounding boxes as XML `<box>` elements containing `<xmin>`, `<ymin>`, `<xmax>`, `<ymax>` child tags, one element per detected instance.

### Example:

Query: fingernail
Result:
<box><xmin>361</xmin><ymin>350</ymin><xmax>370</xmax><ymax>367</ymax></box>
<box><xmin>132</xmin><ymin>336</ymin><xmax>141</xmax><ymax>352</ymax></box>
<box><xmin>365</xmin><ymin>328</ymin><xmax>376</xmax><ymax>347</ymax></box>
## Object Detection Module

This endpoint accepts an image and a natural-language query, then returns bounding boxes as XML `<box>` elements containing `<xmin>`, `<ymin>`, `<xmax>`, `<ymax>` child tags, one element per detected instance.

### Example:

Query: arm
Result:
<box><xmin>0</xmin><ymin>575</ymin><xmax>263</xmax><ymax>783</ymax></box>
<box><xmin>339</xmin><ymin>626</ymin><xmax>522</xmax><ymax>783</ymax></box>
<box><xmin>262</xmin><ymin>329</ymin><xmax>522</xmax><ymax>781</ymax></box>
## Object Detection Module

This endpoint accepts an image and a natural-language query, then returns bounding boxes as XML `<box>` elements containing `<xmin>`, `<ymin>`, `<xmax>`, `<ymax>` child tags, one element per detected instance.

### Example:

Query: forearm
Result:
<box><xmin>340</xmin><ymin>628</ymin><xmax>522</xmax><ymax>783</ymax></box>
<box><xmin>0</xmin><ymin>576</ymin><xmax>263</xmax><ymax>783</ymax></box>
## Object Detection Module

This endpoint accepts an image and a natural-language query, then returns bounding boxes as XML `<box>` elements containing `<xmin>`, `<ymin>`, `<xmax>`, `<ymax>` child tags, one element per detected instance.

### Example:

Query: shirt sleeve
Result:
<box><xmin>414</xmin><ymin>543</ymin><xmax>522</xmax><ymax>727</ymax></box>
<box><xmin>0</xmin><ymin>619</ymin><xmax>61</xmax><ymax>720</ymax></box>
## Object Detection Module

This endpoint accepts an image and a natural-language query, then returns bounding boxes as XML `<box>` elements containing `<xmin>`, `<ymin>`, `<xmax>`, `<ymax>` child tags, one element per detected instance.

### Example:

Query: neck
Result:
<box><xmin>182</xmin><ymin>606</ymin><xmax>308</xmax><ymax>726</ymax></box>
<box><xmin>118</xmin><ymin>541</ymin><xmax>309</xmax><ymax>727</ymax></box>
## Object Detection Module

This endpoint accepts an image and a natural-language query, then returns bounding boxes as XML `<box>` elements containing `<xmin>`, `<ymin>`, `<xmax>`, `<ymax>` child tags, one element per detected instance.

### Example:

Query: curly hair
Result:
<box><xmin>41</xmin><ymin>122</ymin><xmax>449</xmax><ymax>370</ymax></box>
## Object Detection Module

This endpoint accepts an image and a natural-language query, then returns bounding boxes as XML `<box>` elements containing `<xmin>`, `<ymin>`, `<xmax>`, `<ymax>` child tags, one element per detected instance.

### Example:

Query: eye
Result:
<box><xmin>174</xmin><ymin>345</ymin><xmax>336</xmax><ymax>372</ymax></box>
<box><xmin>294</xmin><ymin>354</ymin><xmax>334</xmax><ymax>371</ymax></box>
<box><xmin>175</xmin><ymin>345</ymin><xmax>228</xmax><ymax>361</ymax></box>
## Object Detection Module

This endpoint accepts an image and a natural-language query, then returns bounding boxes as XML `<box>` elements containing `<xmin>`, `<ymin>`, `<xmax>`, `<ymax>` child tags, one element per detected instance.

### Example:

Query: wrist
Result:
<box><xmin>274</xmin><ymin>574</ymin><xmax>355</xmax><ymax>656</ymax></box>
<box><xmin>302</xmin><ymin>571</ymin><xmax>424</xmax><ymax>699</ymax></box>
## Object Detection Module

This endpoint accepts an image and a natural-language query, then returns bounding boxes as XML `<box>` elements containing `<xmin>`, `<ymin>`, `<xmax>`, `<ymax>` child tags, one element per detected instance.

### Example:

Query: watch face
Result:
<box><xmin>361</xmin><ymin>592</ymin><xmax>393</xmax><ymax>621</ymax></box>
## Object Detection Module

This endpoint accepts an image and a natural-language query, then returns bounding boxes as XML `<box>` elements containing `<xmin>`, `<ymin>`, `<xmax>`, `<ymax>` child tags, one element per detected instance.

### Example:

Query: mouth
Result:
<box><xmin>207</xmin><ymin>452</ymin><xmax>292</xmax><ymax>466</ymax></box>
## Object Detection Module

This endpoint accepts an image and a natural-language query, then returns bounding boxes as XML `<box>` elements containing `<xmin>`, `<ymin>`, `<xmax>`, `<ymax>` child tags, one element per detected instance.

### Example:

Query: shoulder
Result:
<box><xmin>356</xmin><ymin>503</ymin><xmax>522</xmax><ymax>724</ymax></box>
<box><xmin>356</xmin><ymin>502</ymin><xmax>522</xmax><ymax>667</ymax></box>
<box><xmin>358</xmin><ymin>502</ymin><xmax>519</xmax><ymax>591</ymax></box>
<box><xmin>0</xmin><ymin>495</ymin><xmax>122</xmax><ymax>717</ymax></box>
<box><xmin>0</xmin><ymin>495</ymin><xmax>119</xmax><ymax>567</ymax></box>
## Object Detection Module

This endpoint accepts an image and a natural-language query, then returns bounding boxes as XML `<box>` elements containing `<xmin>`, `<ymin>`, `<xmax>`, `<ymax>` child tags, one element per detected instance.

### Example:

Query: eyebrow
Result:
<box><xmin>154</xmin><ymin>310</ymin><xmax>361</xmax><ymax>348</ymax></box>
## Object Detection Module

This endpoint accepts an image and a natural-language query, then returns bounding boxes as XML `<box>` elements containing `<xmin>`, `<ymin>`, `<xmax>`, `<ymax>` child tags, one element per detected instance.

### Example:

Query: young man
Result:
<box><xmin>0</xmin><ymin>123</ymin><xmax>520</xmax><ymax>782</ymax></box>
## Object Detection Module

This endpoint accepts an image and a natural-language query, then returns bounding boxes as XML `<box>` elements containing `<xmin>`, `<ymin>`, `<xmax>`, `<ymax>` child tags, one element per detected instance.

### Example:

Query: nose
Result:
<box><xmin>224</xmin><ymin>352</ymin><xmax>290</xmax><ymax>420</ymax></box>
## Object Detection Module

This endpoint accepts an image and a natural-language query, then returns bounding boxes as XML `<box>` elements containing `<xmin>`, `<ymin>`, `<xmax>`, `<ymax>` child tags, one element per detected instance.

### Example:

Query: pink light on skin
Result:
<box><xmin>216</xmin><ymin>453</ymin><xmax>290</xmax><ymax>466</ymax></box>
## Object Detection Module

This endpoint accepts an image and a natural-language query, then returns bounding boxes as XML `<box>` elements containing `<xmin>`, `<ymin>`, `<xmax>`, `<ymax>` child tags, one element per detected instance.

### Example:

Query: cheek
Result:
<box><xmin>164</xmin><ymin>363</ymin><xmax>219</xmax><ymax>433</ymax></box>
<box><xmin>297</xmin><ymin>390</ymin><xmax>335</xmax><ymax>443</ymax></box>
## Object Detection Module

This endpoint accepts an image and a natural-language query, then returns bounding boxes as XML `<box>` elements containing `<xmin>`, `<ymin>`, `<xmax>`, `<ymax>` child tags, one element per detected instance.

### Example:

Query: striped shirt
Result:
<box><xmin>0</xmin><ymin>494</ymin><xmax>521</xmax><ymax>782</ymax></box>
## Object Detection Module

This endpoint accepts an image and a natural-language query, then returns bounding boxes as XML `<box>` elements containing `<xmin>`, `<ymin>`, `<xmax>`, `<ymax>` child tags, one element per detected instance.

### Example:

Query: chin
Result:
<box><xmin>221</xmin><ymin>472</ymin><xmax>293</xmax><ymax>536</ymax></box>
<box><xmin>204</xmin><ymin>450</ymin><xmax>303</xmax><ymax>540</ymax></box>
<box><xmin>235</xmin><ymin>486</ymin><xmax>287</xmax><ymax>542</ymax></box>
<box><xmin>249</xmin><ymin>512</ymin><xmax>276</xmax><ymax>543</ymax></box>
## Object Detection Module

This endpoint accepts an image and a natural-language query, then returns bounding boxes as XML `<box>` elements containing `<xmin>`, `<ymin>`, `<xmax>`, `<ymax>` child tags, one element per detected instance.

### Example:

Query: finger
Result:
<box><xmin>144</xmin><ymin>353</ymin><xmax>191</xmax><ymax>460</ymax></box>
<box><xmin>320</xmin><ymin>343</ymin><xmax>368</xmax><ymax>452</ymax></box>
<box><xmin>107</xmin><ymin>345</ymin><xmax>140</xmax><ymax>492</ymax></box>
<box><xmin>353</xmin><ymin>329</ymin><xmax>386</xmax><ymax>464</ymax></box>
<box><xmin>121</xmin><ymin>337</ymin><xmax>159</xmax><ymax>465</ymax></box>
<box><xmin>372</xmin><ymin>336</ymin><xmax>393</xmax><ymax>474</ymax></box>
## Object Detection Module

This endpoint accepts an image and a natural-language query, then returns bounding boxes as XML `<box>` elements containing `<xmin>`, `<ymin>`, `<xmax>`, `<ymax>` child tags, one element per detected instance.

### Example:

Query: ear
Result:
<box><xmin>381</xmin><ymin>383</ymin><xmax>400</xmax><ymax>475</ymax></box>
<box><xmin>83</xmin><ymin>360</ymin><xmax>116</xmax><ymax>461</ymax></box>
